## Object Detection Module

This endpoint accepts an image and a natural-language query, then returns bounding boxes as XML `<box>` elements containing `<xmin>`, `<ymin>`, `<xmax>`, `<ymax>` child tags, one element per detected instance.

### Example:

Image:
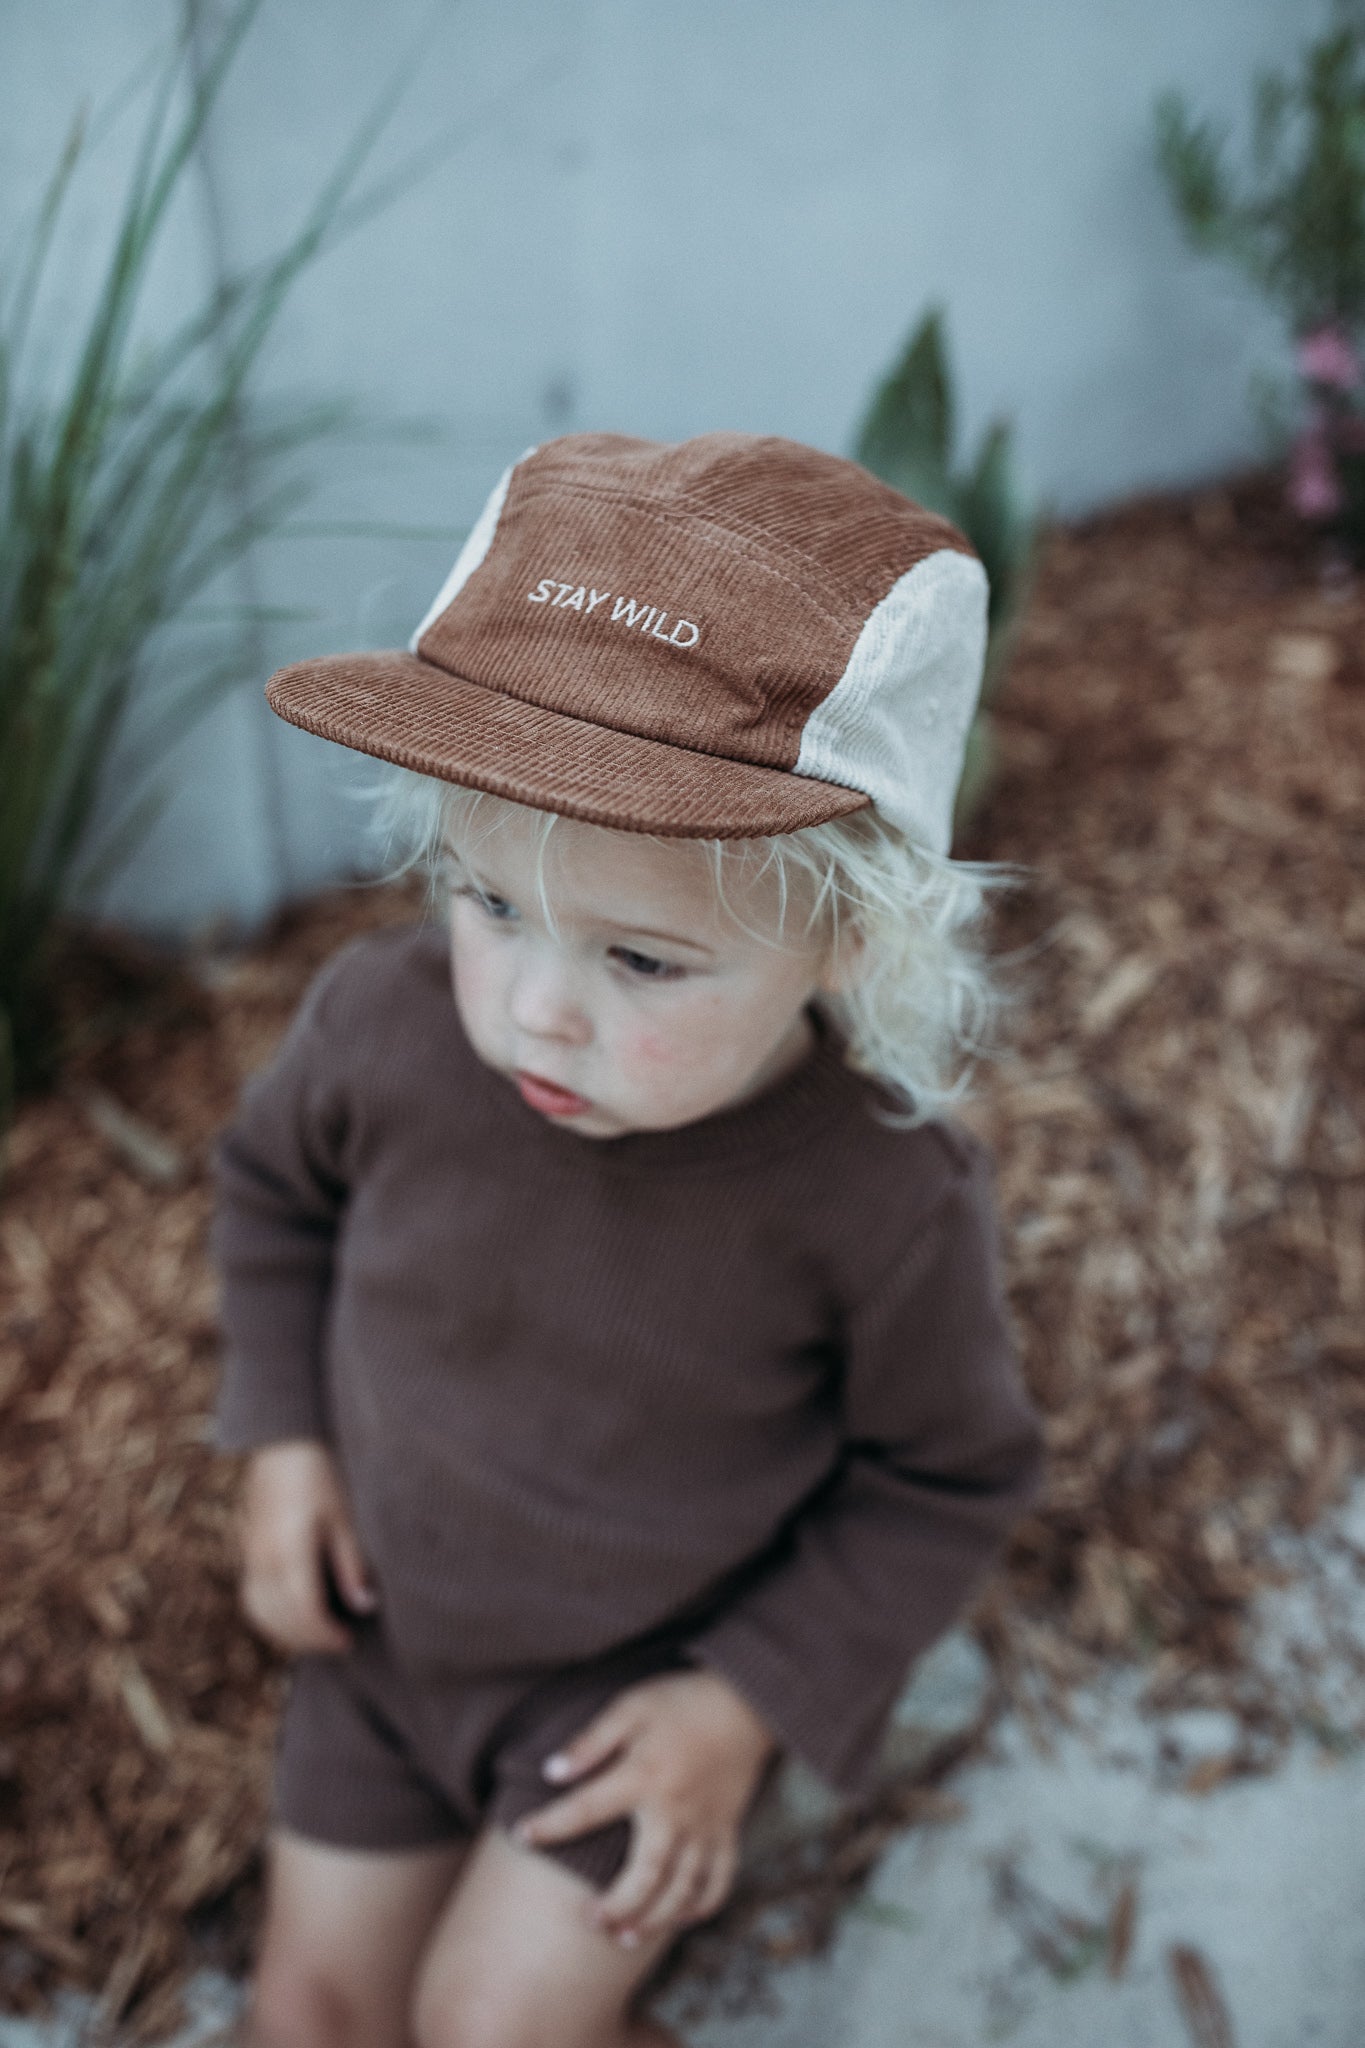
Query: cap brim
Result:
<box><xmin>266</xmin><ymin>651</ymin><xmax>870</xmax><ymax>838</ymax></box>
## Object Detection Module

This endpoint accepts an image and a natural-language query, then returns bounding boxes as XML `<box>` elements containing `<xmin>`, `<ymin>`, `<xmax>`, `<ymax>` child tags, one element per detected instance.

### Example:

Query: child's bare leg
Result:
<box><xmin>243</xmin><ymin>1828</ymin><xmax>468</xmax><ymax>2048</ymax></box>
<box><xmin>410</xmin><ymin>1825</ymin><xmax>686</xmax><ymax>2048</ymax></box>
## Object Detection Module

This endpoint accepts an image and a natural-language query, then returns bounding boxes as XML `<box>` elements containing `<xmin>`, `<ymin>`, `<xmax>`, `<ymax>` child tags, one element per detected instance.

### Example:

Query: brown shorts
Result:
<box><xmin>273</xmin><ymin>1617</ymin><xmax>701</xmax><ymax>1891</ymax></box>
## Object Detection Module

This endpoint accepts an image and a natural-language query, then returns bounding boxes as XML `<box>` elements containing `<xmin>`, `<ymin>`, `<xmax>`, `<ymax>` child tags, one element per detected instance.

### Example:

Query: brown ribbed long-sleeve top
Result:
<box><xmin>212</xmin><ymin>922</ymin><xmax>1043</xmax><ymax>1797</ymax></box>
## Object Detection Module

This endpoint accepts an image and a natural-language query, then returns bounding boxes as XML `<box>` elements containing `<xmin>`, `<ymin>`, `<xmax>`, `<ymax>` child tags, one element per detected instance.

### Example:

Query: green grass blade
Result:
<box><xmin>0</xmin><ymin>0</ymin><xmax>448</xmax><ymax>1108</ymax></box>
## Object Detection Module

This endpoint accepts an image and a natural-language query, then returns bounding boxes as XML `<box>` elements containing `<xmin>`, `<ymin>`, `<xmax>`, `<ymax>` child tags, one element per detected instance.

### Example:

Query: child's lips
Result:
<box><xmin>515</xmin><ymin>1071</ymin><xmax>591</xmax><ymax>1118</ymax></box>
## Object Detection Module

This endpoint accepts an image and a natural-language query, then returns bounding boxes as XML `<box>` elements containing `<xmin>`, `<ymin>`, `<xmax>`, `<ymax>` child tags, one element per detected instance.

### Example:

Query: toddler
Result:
<box><xmin>211</xmin><ymin>432</ymin><xmax>1044</xmax><ymax>2048</ymax></box>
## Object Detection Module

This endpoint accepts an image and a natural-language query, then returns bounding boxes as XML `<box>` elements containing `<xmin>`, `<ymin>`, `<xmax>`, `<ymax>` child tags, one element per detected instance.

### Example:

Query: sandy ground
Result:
<box><xmin>664</xmin><ymin>1484</ymin><xmax>1365</xmax><ymax>2048</ymax></box>
<box><xmin>667</xmin><ymin>1713</ymin><xmax>1365</xmax><ymax>2048</ymax></box>
<box><xmin>6</xmin><ymin>1490</ymin><xmax>1362</xmax><ymax>2048</ymax></box>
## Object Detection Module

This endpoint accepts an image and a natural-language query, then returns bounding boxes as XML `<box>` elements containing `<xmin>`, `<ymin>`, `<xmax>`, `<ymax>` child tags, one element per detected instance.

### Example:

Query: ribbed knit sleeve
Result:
<box><xmin>686</xmin><ymin>1142</ymin><xmax>1042</xmax><ymax>1799</ymax></box>
<box><xmin>210</xmin><ymin>959</ymin><xmax>354</xmax><ymax>1453</ymax></box>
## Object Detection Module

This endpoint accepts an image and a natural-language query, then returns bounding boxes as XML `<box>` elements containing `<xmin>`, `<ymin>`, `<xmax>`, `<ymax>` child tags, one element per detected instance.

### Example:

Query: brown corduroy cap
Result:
<box><xmin>265</xmin><ymin>432</ymin><xmax>989</xmax><ymax>849</ymax></box>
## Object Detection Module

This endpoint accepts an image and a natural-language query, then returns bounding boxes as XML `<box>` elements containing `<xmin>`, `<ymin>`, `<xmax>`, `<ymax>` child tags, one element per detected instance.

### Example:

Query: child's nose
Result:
<box><xmin>508</xmin><ymin>951</ymin><xmax>591</xmax><ymax>1044</ymax></box>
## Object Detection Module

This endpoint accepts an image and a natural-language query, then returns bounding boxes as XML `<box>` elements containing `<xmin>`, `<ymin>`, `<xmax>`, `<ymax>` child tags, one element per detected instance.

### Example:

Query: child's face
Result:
<box><xmin>444</xmin><ymin>805</ymin><xmax>835</xmax><ymax>1138</ymax></box>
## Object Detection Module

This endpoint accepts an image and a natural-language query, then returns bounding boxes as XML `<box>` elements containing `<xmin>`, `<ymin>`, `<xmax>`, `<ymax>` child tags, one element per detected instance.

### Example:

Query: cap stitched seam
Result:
<box><xmin>514</xmin><ymin>466</ymin><xmax>971</xmax><ymax>623</ymax></box>
<box><xmin>504</xmin><ymin>482</ymin><xmax>853</xmax><ymax>633</ymax></box>
<box><xmin>501</xmin><ymin>475</ymin><xmax>947</xmax><ymax>635</ymax></box>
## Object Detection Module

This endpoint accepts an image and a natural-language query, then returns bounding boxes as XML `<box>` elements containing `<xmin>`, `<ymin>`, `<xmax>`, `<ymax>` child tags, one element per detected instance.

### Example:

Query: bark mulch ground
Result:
<box><xmin>2</xmin><ymin>471</ymin><xmax>1362</xmax><ymax>2040</ymax></box>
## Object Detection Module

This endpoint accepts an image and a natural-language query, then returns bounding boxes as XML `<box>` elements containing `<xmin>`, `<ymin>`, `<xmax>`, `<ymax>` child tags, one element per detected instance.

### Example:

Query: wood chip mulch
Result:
<box><xmin>2</xmin><ymin>471</ymin><xmax>1362</xmax><ymax>2039</ymax></box>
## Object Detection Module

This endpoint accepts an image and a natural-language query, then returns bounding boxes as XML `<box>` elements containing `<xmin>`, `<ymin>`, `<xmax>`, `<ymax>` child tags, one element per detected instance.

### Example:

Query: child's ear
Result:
<box><xmin>818</xmin><ymin>924</ymin><xmax>866</xmax><ymax>998</ymax></box>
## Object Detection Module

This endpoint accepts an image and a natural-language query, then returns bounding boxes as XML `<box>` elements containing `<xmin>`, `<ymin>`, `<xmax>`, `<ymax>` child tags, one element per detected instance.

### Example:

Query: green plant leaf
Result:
<box><xmin>855</xmin><ymin>307</ymin><xmax>955</xmax><ymax>501</ymax></box>
<box><xmin>1155</xmin><ymin>90</ymin><xmax>1231</xmax><ymax>241</ymax></box>
<box><xmin>0</xmin><ymin>0</ymin><xmax>447</xmax><ymax>1111</ymax></box>
<box><xmin>1154</xmin><ymin>15</ymin><xmax>1365</xmax><ymax>331</ymax></box>
<box><xmin>951</xmin><ymin>712</ymin><xmax>995</xmax><ymax>842</ymax></box>
<box><xmin>960</xmin><ymin>420</ymin><xmax>1033</xmax><ymax>630</ymax></box>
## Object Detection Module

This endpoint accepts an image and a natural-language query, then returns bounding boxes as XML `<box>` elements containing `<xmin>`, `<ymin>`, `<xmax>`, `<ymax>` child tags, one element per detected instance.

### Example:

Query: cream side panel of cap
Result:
<box><xmin>406</xmin><ymin>446</ymin><xmax>539</xmax><ymax>651</ymax></box>
<box><xmin>793</xmin><ymin>549</ymin><xmax>989</xmax><ymax>853</ymax></box>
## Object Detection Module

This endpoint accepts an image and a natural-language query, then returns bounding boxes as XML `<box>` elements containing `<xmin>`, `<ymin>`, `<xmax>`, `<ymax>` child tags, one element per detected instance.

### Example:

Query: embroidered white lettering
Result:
<box><xmin>527</xmin><ymin>580</ymin><xmax>701</xmax><ymax>649</ymax></box>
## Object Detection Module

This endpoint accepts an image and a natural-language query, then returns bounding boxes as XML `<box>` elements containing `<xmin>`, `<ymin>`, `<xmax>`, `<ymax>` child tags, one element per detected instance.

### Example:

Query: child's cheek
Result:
<box><xmin>617</xmin><ymin>994</ymin><xmax>729</xmax><ymax>1091</ymax></box>
<box><xmin>622</xmin><ymin>986</ymin><xmax>728</xmax><ymax>1069</ymax></box>
<box><xmin>620</xmin><ymin>1025</ymin><xmax>681</xmax><ymax>1072</ymax></box>
<box><xmin>449</xmin><ymin>921</ymin><xmax>507</xmax><ymax>1056</ymax></box>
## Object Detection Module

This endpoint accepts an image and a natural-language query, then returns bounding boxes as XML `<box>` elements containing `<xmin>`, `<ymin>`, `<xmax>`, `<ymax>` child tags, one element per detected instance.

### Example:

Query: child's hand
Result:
<box><xmin>516</xmin><ymin>1667</ymin><xmax>778</xmax><ymax>1946</ymax></box>
<box><xmin>237</xmin><ymin>1440</ymin><xmax>378</xmax><ymax>1655</ymax></box>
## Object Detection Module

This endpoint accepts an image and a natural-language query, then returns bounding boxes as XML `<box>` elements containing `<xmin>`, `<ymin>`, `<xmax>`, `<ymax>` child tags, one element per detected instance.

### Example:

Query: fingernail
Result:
<box><xmin>543</xmin><ymin>1752</ymin><xmax>571</xmax><ymax>1781</ymax></box>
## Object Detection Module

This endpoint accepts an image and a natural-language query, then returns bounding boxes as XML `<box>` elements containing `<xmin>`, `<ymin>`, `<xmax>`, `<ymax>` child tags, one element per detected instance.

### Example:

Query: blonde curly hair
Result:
<box><xmin>360</xmin><ymin>763</ymin><xmax>1020</xmax><ymax>1123</ymax></box>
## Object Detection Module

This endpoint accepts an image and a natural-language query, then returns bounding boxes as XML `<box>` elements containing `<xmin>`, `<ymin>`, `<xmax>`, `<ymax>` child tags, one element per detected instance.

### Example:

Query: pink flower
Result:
<box><xmin>1297</xmin><ymin>321</ymin><xmax>1362</xmax><ymax>392</ymax></box>
<box><xmin>1288</xmin><ymin>424</ymin><xmax>1343</xmax><ymax>520</ymax></box>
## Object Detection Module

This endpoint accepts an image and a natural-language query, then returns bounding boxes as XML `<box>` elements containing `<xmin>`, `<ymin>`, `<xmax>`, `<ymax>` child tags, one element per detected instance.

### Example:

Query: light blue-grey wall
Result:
<box><xmin>1</xmin><ymin>0</ymin><xmax>1323</xmax><ymax>939</ymax></box>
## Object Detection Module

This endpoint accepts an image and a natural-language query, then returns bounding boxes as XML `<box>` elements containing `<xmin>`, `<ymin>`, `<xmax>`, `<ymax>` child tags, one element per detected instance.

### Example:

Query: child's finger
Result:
<box><xmin>631</xmin><ymin>1839</ymin><xmax>707</xmax><ymax>1939</ymax></box>
<box><xmin>242</xmin><ymin>1575</ymin><xmax>348</xmax><ymax>1655</ymax></box>
<box><xmin>540</xmin><ymin>1696</ymin><xmax>636</xmax><ymax>1785</ymax></box>
<box><xmin>516</xmin><ymin>1765</ymin><xmax>633</xmax><ymax>1847</ymax></box>
<box><xmin>592</xmin><ymin>1814</ymin><xmax>678</xmax><ymax>1939</ymax></box>
<box><xmin>689</xmin><ymin>1839</ymin><xmax>739</xmax><ymax>1924</ymax></box>
<box><xmin>290</xmin><ymin>1613</ymin><xmax>352</xmax><ymax>1654</ymax></box>
<box><xmin>284</xmin><ymin>1556</ymin><xmax>351</xmax><ymax>1650</ymax></box>
<box><xmin>324</xmin><ymin>1518</ymin><xmax>378</xmax><ymax>1613</ymax></box>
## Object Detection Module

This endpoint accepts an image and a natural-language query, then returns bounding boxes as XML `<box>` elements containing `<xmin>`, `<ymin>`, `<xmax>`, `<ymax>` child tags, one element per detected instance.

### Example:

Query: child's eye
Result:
<box><xmin>609</xmin><ymin>946</ymin><xmax>684</xmax><ymax>981</ymax></box>
<box><xmin>457</xmin><ymin>885</ymin><xmax>517</xmax><ymax>924</ymax></box>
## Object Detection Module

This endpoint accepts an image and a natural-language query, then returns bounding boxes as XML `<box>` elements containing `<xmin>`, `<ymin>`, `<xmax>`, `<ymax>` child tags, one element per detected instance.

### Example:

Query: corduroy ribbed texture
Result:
<box><xmin>211</xmin><ymin>923</ymin><xmax>1043</xmax><ymax>1798</ymax></box>
<box><xmin>264</xmin><ymin>431</ymin><xmax>979</xmax><ymax>841</ymax></box>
